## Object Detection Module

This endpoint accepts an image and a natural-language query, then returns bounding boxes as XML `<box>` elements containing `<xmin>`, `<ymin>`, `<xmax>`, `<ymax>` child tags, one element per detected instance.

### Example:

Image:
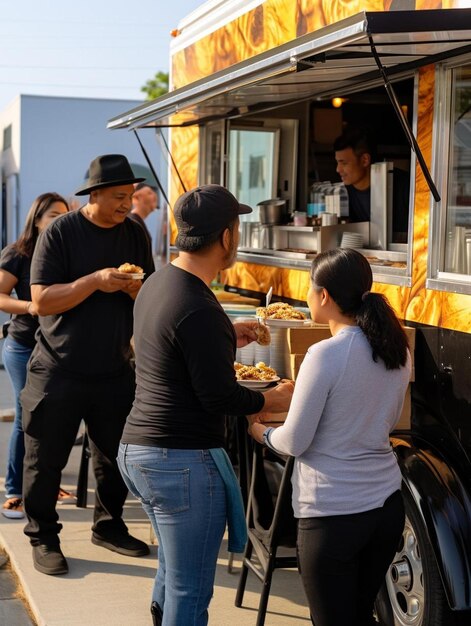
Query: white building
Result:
<box><xmin>0</xmin><ymin>94</ymin><xmax>163</xmax><ymax>251</ymax></box>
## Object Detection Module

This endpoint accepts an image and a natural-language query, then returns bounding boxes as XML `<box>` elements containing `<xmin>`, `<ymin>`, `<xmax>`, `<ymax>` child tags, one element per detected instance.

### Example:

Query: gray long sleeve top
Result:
<box><xmin>269</xmin><ymin>326</ymin><xmax>411</xmax><ymax>518</ymax></box>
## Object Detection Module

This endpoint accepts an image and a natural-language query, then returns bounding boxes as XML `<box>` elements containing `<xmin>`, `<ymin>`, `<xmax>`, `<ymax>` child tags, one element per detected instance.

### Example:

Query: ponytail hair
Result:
<box><xmin>310</xmin><ymin>248</ymin><xmax>408</xmax><ymax>370</ymax></box>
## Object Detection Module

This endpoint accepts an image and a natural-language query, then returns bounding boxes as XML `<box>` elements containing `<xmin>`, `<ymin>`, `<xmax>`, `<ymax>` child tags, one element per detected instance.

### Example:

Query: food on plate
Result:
<box><xmin>256</xmin><ymin>302</ymin><xmax>306</xmax><ymax>321</ymax></box>
<box><xmin>365</xmin><ymin>257</ymin><xmax>406</xmax><ymax>269</ymax></box>
<box><xmin>234</xmin><ymin>361</ymin><xmax>277</xmax><ymax>381</ymax></box>
<box><xmin>256</xmin><ymin>322</ymin><xmax>271</xmax><ymax>346</ymax></box>
<box><xmin>118</xmin><ymin>262</ymin><xmax>144</xmax><ymax>274</ymax></box>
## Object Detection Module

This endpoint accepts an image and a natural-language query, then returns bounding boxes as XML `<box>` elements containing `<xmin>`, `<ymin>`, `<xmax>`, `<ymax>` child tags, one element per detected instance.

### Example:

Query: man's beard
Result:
<box><xmin>222</xmin><ymin>230</ymin><xmax>238</xmax><ymax>269</ymax></box>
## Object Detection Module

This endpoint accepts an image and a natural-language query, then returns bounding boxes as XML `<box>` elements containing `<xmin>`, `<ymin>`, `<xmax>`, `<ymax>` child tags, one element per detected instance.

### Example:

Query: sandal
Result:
<box><xmin>2</xmin><ymin>497</ymin><xmax>25</xmax><ymax>519</ymax></box>
<box><xmin>57</xmin><ymin>488</ymin><xmax>77</xmax><ymax>504</ymax></box>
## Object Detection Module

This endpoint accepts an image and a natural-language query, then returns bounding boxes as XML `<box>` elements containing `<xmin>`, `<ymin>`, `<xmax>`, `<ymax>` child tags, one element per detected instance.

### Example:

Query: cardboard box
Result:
<box><xmin>289</xmin><ymin>354</ymin><xmax>305</xmax><ymax>380</ymax></box>
<box><xmin>395</xmin><ymin>384</ymin><xmax>411</xmax><ymax>430</ymax></box>
<box><xmin>288</xmin><ymin>325</ymin><xmax>415</xmax><ymax>382</ymax></box>
<box><xmin>403</xmin><ymin>326</ymin><xmax>415</xmax><ymax>382</ymax></box>
<box><xmin>287</xmin><ymin>326</ymin><xmax>331</xmax><ymax>355</ymax></box>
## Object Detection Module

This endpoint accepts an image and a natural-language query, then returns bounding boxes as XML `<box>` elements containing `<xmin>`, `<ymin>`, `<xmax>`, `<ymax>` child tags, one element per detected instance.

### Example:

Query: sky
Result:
<box><xmin>0</xmin><ymin>0</ymin><xmax>205</xmax><ymax>111</ymax></box>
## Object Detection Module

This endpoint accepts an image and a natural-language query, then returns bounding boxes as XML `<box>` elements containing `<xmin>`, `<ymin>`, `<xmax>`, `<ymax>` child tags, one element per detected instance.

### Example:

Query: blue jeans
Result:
<box><xmin>2</xmin><ymin>336</ymin><xmax>32</xmax><ymax>497</ymax></box>
<box><xmin>118</xmin><ymin>444</ymin><xmax>226</xmax><ymax>626</ymax></box>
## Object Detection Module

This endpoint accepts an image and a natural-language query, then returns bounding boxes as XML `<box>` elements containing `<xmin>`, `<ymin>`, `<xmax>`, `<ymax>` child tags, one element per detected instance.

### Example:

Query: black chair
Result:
<box><xmin>235</xmin><ymin>443</ymin><xmax>298</xmax><ymax>626</ymax></box>
<box><xmin>76</xmin><ymin>432</ymin><xmax>91</xmax><ymax>508</ymax></box>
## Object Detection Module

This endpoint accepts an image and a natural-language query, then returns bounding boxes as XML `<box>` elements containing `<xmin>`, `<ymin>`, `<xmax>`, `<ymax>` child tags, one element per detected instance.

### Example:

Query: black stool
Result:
<box><xmin>76</xmin><ymin>432</ymin><xmax>91</xmax><ymax>508</ymax></box>
<box><xmin>235</xmin><ymin>443</ymin><xmax>298</xmax><ymax>626</ymax></box>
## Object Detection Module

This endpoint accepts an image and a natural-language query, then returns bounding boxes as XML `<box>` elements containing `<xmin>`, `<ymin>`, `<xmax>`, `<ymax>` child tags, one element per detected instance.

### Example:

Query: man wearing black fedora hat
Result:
<box><xmin>20</xmin><ymin>154</ymin><xmax>155</xmax><ymax>576</ymax></box>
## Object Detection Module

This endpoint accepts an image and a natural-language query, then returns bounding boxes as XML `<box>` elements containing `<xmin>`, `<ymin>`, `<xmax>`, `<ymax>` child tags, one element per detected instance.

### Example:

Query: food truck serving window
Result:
<box><xmin>429</xmin><ymin>58</ymin><xmax>471</xmax><ymax>295</ymax></box>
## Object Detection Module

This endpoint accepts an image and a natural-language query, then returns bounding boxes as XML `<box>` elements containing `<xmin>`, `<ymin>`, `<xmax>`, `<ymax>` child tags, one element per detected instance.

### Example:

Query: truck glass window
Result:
<box><xmin>228</xmin><ymin>128</ymin><xmax>279</xmax><ymax>212</ymax></box>
<box><xmin>445</xmin><ymin>63</ymin><xmax>471</xmax><ymax>276</ymax></box>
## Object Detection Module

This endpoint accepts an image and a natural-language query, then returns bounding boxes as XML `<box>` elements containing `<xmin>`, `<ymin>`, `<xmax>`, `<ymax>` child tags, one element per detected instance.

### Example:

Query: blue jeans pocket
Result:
<box><xmin>139</xmin><ymin>466</ymin><xmax>190</xmax><ymax>514</ymax></box>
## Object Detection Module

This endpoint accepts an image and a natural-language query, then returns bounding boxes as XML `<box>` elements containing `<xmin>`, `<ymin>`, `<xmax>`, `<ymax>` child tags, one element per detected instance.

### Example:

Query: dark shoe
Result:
<box><xmin>91</xmin><ymin>531</ymin><xmax>150</xmax><ymax>557</ymax></box>
<box><xmin>32</xmin><ymin>544</ymin><xmax>68</xmax><ymax>576</ymax></box>
<box><xmin>151</xmin><ymin>601</ymin><xmax>163</xmax><ymax>626</ymax></box>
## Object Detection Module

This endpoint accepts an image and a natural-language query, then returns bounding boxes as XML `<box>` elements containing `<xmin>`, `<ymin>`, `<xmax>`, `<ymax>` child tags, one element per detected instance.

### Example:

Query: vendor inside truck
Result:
<box><xmin>334</xmin><ymin>126</ymin><xmax>410</xmax><ymax>243</ymax></box>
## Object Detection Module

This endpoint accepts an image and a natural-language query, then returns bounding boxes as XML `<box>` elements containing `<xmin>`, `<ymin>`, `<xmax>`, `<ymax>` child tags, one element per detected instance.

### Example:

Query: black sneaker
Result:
<box><xmin>32</xmin><ymin>544</ymin><xmax>68</xmax><ymax>576</ymax></box>
<box><xmin>91</xmin><ymin>531</ymin><xmax>150</xmax><ymax>557</ymax></box>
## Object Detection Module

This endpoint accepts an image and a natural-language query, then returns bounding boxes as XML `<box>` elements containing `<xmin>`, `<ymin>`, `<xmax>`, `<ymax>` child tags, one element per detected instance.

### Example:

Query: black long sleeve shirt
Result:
<box><xmin>122</xmin><ymin>263</ymin><xmax>264</xmax><ymax>449</ymax></box>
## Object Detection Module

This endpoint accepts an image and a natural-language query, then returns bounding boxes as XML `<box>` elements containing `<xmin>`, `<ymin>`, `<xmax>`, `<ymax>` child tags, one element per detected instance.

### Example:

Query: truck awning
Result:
<box><xmin>108</xmin><ymin>9</ymin><xmax>471</xmax><ymax>131</ymax></box>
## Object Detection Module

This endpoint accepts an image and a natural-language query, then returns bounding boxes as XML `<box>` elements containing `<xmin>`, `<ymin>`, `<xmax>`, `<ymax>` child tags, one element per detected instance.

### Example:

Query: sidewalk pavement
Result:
<box><xmin>0</xmin><ymin>416</ymin><xmax>310</xmax><ymax>625</ymax></box>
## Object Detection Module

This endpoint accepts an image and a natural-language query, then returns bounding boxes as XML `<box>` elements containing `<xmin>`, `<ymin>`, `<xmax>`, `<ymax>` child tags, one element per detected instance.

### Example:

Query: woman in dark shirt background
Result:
<box><xmin>0</xmin><ymin>192</ymin><xmax>69</xmax><ymax>518</ymax></box>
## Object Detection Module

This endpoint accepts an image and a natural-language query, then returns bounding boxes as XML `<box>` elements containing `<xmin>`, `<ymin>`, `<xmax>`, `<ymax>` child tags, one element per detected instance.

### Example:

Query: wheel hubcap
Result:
<box><xmin>386</xmin><ymin>517</ymin><xmax>425</xmax><ymax>625</ymax></box>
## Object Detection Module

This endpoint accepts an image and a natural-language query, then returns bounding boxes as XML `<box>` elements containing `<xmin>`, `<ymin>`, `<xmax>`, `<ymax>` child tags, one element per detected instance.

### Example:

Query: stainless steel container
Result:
<box><xmin>257</xmin><ymin>199</ymin><xmax>288</xmax><ymax>225</ymax></box>
<box><xmin>260</xmin><ymin>225</ymin><xmax>276</xmax><ymax>249</ymax></box>
<box><xmin>240</xmin><ymin>222</ymin><xmax>257</xmax><ymax>248</ymax></box>
<box><xmin>321</xmin><ymin>212</ymin><xmax>338</xmax><ymax>226</ymax></box>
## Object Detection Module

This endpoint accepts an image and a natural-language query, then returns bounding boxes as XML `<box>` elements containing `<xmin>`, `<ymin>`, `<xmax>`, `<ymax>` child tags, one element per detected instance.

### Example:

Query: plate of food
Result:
<box><xmin>238</xmin><ymin>377</ymin><xmax>280</xmax><ymax>389</ymax></box>
<box><xmin>235</xmin><ymin>361</ymin><xmax>279</xmax><ymax>388</ymax></box>
<box><xmin>256</xmin><ymin>302</ymin><xmax>310</xmax><ymax>327</ymax></box>
<box><xmin>261</xmin><ymin>318</ymin><xmax>311</xmax><ymax>328</ymax></box>
<box><xmin>118</xmin><ymin>262</ymin><xmax>145</xmax><ymax>280</ymax></box>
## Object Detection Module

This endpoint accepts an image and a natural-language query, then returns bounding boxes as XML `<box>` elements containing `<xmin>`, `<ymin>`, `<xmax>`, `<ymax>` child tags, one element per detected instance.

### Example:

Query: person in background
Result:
<box><xmin>0</xmin><ymin>193</ymin><xmax>72</xmax><ymax>519</ymax></box>
<box><xmin>118</xmin><ymin>184</ymin><xmax>294</xmax><ymax>626</ymax></box>
<box><xmin>249</xmin><ymin>248</ymin><xmax>411</xmax><ymax>626</ymax></box>
<box><xmin>129</xmin><ymin>182</ymin><xmax>158</xmax><ymax>250</ymax></box>
<box><xmin>20</xmin><ymin>155</ymin><xmax>155</xmax><ymax>576</ymax></box>
<box><xmin>334</xmin><ymin>126</ymin><xmax>410</xmax><ymax>243</ymax></box>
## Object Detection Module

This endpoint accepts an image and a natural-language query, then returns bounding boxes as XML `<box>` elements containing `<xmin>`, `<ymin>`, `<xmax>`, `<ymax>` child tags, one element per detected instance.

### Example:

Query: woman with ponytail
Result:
<box><xmin>249</xmin><ymin>248</ymin><xmax>411</xmax><ymax>626</ymax></box>
<box><xmin>1</xmin><ymin>193</ymin><xmax>70</xmax><ymax>518</ymax></box>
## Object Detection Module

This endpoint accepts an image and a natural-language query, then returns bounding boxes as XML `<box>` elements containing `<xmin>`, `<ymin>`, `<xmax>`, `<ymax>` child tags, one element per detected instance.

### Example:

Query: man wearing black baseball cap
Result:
<box><xmin>21</xmin><ymin>154</ymin><xmax>155</xmax><ymax>576</ymax></box>
<box><xmin>118</xmin><ymin>184</ymin><xmax>294</xmax><ymax>624</ymax></box>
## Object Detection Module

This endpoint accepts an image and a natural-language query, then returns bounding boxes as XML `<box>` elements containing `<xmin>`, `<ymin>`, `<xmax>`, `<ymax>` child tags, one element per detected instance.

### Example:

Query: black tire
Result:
<box><xmin>375</xmin><ymin>489</ymin><xmax>450</xmax><ymax>626</ymax></box>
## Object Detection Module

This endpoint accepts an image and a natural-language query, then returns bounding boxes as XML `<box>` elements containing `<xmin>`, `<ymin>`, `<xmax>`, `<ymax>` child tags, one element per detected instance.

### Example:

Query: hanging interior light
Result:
<box><xmin>332</xmin><ymin>97</ymin><xmax>347</xmax><ymax>108</ymax></box>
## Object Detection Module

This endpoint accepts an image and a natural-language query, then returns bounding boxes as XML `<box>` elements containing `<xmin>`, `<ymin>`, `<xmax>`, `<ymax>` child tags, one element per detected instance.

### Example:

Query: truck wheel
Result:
<box><xmin>375</xmin><ymin>490</ymin><xmax>450</xmax><ymax>626</ymax></box>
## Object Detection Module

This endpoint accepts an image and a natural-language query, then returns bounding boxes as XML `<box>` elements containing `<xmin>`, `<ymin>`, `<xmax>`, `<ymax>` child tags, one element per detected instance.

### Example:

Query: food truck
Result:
<box><xmin>109</xmin><ymin>1</ymin><xmax>471</xmax><ymax>624</ymax></box>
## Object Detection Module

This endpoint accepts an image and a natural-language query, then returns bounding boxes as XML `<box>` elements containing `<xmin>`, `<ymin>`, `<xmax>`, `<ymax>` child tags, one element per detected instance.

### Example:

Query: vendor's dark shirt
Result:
<box><xmin>122</xmin><ymin>263</ymin><xmax>265</xmax><ymax>449</ymax></box>
<box><xmin>346</xmin><ymin>186</ymin><xmax>370</xmax><ymax>223</ymax></box>
<box><xmin>0</xmin><ymin>244</ymin><xmax>38</xmax><ymax>348</ymax></box>
<box><xmin>346</xmin><ymin>167</ymin><xmax>410</xmax><ymax>235</ymax></box>
<box><xmin>30</xmin><ymin>211</ymin><xmax>154</xmax><ymax>377</ymax></box>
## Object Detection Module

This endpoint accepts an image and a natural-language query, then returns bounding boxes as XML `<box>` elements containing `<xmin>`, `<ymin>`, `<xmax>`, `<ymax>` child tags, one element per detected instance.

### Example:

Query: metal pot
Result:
<box><xmin>257</xmin><ymin>199</ymin><xmax>288</xmax><ymax>225</ymax></box>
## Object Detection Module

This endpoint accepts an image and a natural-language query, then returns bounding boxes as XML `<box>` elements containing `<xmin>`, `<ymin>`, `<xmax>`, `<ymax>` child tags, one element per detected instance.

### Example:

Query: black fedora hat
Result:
<box><xmin>75</xmin><ymin>154</ymin><xmax>145</xmax><ymax>196</ymax></box>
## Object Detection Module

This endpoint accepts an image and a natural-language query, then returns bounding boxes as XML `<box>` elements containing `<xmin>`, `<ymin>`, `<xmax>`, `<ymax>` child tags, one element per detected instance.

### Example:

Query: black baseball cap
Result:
<box><xmin>174</xmin><ymin>184</ymin><xmax>252</xmax><ymax>248</ymax></box>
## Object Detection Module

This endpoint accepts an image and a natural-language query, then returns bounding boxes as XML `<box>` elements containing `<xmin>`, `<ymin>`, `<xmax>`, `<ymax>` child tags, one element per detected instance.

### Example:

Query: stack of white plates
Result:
<box><xmin>268</xmin><ymin>327</ymin><xmax>291</xmax><ymax>379</ymax></box>
<box><xmin>236</xmin><ymin>342</ymin><xmax>256</xmax><ymax>365</ymax></box>
<box><xmin>340</xmin><ymin>232</ymin><xmax>364</xmax><ymax>249</ymax></box>
<box><xmin>254</xmin><ymin>342</ymin><xmax>270</xmax><ymax>365</ymax></box>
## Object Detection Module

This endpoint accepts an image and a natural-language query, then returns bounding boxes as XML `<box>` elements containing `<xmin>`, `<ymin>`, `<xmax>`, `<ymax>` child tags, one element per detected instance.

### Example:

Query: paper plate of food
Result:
<box><xmin>256</xmin><ymin>302</ymin><xmax>310</xmax><ymax>327</ymax></box>
<box><xmin>118</xmin><ymin>263</ymin><xmax>145</xmax><ymax>280</ymax></box>
<box><xmin>235</xmin><ymin>362</ymin><xmax>280</xmax><ymax>388</ymax></box>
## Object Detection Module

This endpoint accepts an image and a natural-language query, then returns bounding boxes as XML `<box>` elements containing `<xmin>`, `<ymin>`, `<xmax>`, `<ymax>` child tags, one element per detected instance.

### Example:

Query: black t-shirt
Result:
<box><xmin>122</xmin><ymin>264</ymin><xmax>265</xmax><ymax>449</ymax></box>
<box><xmin>346</xmin><ymin>186</ymin><xmax>370</xmax><ymax>223</ymax></box>
<box><xmin>30</xmin><ymin>211</ymin><xmax>154</xmax><ymax>377</ymax></box>
<box><xmin>346</xmin><ymin>168</ymin><xmax>410</xmax><ymax>237</ymax></box>
<box><xmin>128</xmin><ymin>212</ymin><xmax>152</xmax><ymax>250</ymax></box>
<box><xmin>0</xmin><ymin>244</ymin><xmax>38</xmax><ymax>348</ymax></box>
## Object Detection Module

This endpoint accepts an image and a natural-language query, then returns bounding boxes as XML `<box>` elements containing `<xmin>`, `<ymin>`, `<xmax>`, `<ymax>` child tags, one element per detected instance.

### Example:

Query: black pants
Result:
<box><xmin>21</xmin><ymin>356</ymin><xmax>135</xmax><ymax>545</ymax></box>
<box><xmin>297</xmin><ymin>490</ymin><xmax>404</xmax><ymax>626</ymax></box>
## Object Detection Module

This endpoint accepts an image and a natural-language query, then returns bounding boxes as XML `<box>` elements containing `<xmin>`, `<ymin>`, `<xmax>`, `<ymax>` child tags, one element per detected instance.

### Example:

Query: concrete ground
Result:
<box><xmin>0</xmin><ymin>368</ymin><xmax>310</xmax><ymax>626</ymax></box>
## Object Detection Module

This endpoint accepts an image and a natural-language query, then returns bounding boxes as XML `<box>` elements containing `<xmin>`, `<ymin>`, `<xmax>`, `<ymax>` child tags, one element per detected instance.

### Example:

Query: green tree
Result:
<box><xmin>141</xmin><ymin>71</ymin><xmax>169</xmax><ymax>100</ymax></box>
